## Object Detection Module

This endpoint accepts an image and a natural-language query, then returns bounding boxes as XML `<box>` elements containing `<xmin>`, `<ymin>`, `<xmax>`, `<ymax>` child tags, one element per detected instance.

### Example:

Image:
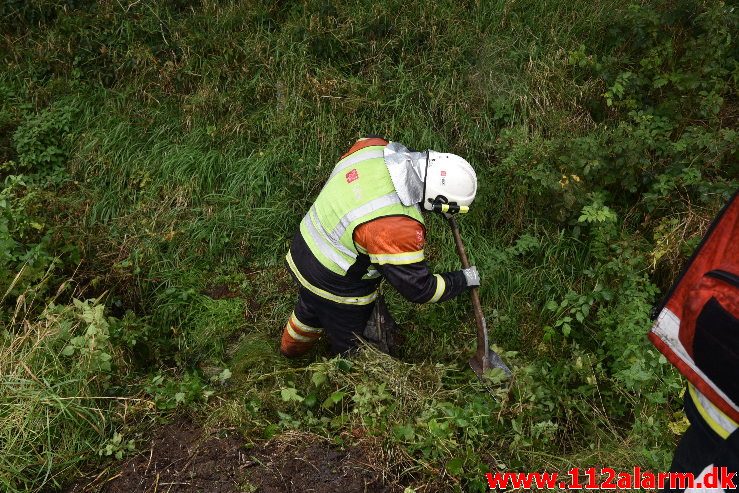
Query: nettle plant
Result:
<box><xmin>12</xmin><ymin>103</ymin><xmax>74</xmax><ymax>173</ymax></box>
<box><xmin>98</xmin><ymin>432</ymin><xmax>135</xmax><ymax>460</ymax></box>
<box><xmin>544</xmin><ymin>284</ymin><xmax>612</xmax><ymax>340</ymax></box>
<box><xmin>143</xmin><ymin>368</ymin><xmax>229</xmax><ymax>411</ymax></box>
<box><xmin>61</xmin><ymin>299</ymin><xmax>114</xmax><ymax>373</ymax></box>
<box><xmin>0</xmin><ymin>102</ymin><xmax>78</xmax><ymax>298</ymax></box>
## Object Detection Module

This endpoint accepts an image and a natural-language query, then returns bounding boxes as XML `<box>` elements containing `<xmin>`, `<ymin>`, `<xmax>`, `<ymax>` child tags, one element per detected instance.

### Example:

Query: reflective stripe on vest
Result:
<box><xmin>689</xmin><ymin>384</ymin><xmax>738</xmax><ymax>439</ymax></box>
<box><xmin>329</xmin><ymin>192</ymin><xmax>401</xmax><ymax>243</ymax></box>
<box><xmin>328</xmin><ymin>146</ymin><xmax>385</xmax><ymax>181</ymax></box>
<box><xmin>651</xmin><ymin>307</ymin><xmax>739</xmax><ymax>421</ymax></box>
<box><xmin>648</xmin><ymin>192</ymin><xmax>739</xmax><ymax>423</ymax></box>
<box><xmin>299</xmin><ymin>145</ymin><xmax>424</xmax><ymax>276</ymax></box>
<box><xmin>301</xmin><ymin>205</ymin><xmax>355</xmax><ymax>272</ymax></box>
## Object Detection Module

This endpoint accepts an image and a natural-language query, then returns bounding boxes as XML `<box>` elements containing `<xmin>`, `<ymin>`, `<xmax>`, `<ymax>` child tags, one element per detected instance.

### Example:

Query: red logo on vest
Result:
<box><xmin>346</xmin><ymin>169</ymin><xmax>359</xmax><ymax>183</ymax></box>
<box><xmin>441</xmin><ymin>170</ymin><xmax>447</xmax><ymax>176</ymax></box>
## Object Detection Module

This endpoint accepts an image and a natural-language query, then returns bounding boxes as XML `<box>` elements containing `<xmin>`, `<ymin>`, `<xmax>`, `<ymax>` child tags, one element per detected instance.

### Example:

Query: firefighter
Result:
<box><xmin>650</xmin><ymin>191</ymin><xmax>738</xmax><ymax>492</ymax></box>
<box><xmin>280</xmin><ymin>136</ymin><xmax>481</xmax><ymax>357</ymax></box>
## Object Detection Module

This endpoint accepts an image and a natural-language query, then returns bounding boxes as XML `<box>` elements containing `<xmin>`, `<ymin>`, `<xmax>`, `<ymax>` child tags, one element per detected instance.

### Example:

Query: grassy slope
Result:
<box><xmin>1</xmin><ymin>0</ymin><xmax>737</xmax><ymax>491</ymax></box>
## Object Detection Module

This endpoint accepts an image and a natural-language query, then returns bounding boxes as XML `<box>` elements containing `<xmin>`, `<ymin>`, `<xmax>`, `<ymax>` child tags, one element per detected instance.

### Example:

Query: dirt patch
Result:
<box><xmin>100</xmin><ymin>419</ymin><xmax>250</xmax><ymax>493</ymax></box>
<box><xmin>70</xmin><ymin>421</ymin><xmax>398</xmax><ymax>493</ymax></box>
<box><xmin>203</xmin><ymin>283</ymin><xmax>241</xmax><ymax>300</ymax></box>
<box><xmin>244</xmin><ymin>431</ymin><xmax>399</xmax><ymax>493</ymax></box>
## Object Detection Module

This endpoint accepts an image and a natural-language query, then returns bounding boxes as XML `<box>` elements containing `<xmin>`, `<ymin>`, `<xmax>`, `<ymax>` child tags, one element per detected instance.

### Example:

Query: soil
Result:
<box><xmin>101</xmin><ymin>419</ymin><xmax>249</xmax><ymax>493</ymax></box>
<box><xmin>70</xmin><ymin>419</ymin><xmax>397</xmax><ymax>493</ymax></box>
<box><xmin>203</xmin><ymin>283</ymin><xmax>241</xmax><ymax>300</ymax></box>
<box><xmin>244</xmin><ymin>431</ymin><xmax>397</xmax><ymax>493</ymax></box>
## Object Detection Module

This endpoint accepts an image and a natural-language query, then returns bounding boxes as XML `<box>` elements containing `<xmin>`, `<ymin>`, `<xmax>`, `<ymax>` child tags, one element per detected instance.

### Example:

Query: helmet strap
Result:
<box><xmin>429</xmin><ymin>195</ymin><xmax>467</xmax><ymax>214</ymax></box>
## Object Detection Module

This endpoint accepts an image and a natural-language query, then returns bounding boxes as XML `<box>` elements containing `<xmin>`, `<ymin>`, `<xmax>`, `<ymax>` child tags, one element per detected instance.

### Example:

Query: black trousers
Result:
<box><xmin>293</xmin><ymin>287</ymin><xmax>376</xmax><ymax>355</ymax></box>
<box><xmin>663</xmin><ymin>390</ymin><xmax>739</xmax><ymax>492</ymax></box>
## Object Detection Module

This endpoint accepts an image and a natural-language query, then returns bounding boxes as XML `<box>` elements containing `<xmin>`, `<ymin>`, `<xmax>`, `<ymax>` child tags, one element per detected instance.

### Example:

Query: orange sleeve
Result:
<box><xmin>355</xmin><ymin>216</ymin><xmax>469</xmax><ymax>304</ymax></box>
<box><xmin>353</xmin><ymin>216</ymin><xmax>425</xmax><ymax>265</ymax></box>
<box><xmin>340</xmin><ymin>137</ymin><xmax>389</xmax><ymax>160</ymax></box>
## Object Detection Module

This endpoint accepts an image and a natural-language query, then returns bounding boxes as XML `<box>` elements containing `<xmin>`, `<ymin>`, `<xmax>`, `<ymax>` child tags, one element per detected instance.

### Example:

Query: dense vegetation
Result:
<box><xmin>1</xmin><ymin>0</ymin><xmax>737</xmax><ymax>491</ymax></box>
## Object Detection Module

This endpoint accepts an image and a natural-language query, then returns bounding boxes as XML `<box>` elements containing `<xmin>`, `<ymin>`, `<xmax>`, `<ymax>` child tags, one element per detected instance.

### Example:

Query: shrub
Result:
<box><xmin>12</xmin><ymin>104</ymin><xmax>74</xmax><ymax>173</ymax></box>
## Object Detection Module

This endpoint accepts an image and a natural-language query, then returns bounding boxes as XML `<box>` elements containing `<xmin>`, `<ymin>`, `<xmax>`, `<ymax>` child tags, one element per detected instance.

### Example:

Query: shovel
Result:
<box><xmin>447</xmin><ymin>215</ymin><xmax>512</xmax><ymax>381</ymax></box>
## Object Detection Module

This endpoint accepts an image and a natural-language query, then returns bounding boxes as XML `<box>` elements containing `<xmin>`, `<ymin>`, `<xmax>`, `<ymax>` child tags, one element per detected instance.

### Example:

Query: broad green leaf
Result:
<box><xmin>335</xmin><ymin>359</ymin><xmax>352</xmax><ymax>372</ymax></box>
<box><xmin>392</xmin><ymin>424</ymin><xmax>415</xmax><ymax>441</ymax></box>
<box><xmin>311</xmin><ymin>371</ymin><xmax>327</xmax><ymax>387</ymax></box>
<box><xmin>446</xmin><ymin>457</ymin><xmax>464</xmax><ymax>475</ymax></box>
<box><xmin>322</xmin><ymin>391</ymin><xmax>345</xmax><ymax>409</ymax></box>
<box><xmin>280</xmin><ymin>387</ymin><xmax>303</xmax><ymax>402</ymax></box>
<box><xmin>219</xmin><ymin>368</ymin><xmax>232</xmax><ymax>383</ymax></box>
<box><xmin>303</xmin><ymin>394</ymin><xmax>317</xmax><ymax>408</ymax></box>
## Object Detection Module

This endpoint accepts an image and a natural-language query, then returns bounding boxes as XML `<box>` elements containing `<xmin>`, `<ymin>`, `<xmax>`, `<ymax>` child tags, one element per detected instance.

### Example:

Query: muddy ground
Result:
<box><xmin>244</xmin><ymin>431</ymin><xmax>397</xmax><ymax>493</ymax></box>
<box><xmin>70</xmin><ymin>419</ymin><xmax>399</xmax><ymax>493</ymax></box>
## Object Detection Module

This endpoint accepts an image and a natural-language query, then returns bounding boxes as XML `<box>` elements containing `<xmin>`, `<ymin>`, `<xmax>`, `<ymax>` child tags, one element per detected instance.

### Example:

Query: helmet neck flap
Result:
<box><xmin>383</xmin><ymin>141</ymin><xmax>428</xmax><ymax>207</ymax></box>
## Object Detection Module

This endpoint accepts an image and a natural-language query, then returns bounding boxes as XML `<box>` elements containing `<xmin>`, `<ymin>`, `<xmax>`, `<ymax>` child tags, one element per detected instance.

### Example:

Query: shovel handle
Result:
<box><xmin>447</xmin><ymin>216</ymin><xmax>488</xmax><ymax>360</ymax></box>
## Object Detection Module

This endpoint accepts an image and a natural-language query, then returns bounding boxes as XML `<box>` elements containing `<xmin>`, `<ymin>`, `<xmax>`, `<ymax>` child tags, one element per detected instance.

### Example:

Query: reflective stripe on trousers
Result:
<box><xmin>286</xmin><ymin>251</ymin><xmax>378</xmax><ymax>305</ymax></box>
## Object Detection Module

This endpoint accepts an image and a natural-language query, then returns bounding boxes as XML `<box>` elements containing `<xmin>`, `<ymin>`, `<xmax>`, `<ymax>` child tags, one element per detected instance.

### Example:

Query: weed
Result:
<box><xmin>0</xmin><ymin>293</ymin><xmax>144</xmax><ymax>492</ymax></box>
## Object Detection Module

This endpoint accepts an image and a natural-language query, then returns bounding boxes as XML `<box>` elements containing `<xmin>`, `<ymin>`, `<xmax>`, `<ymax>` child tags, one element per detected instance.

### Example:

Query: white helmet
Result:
<box><xmin>422</xmin><ymin>151</ymin><xmax>477</xmax><ymax>211</ymax></box>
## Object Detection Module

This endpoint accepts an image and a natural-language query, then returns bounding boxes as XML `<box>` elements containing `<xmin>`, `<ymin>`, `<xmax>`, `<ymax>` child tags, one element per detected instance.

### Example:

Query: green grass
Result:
<box><xmin>0</xmin><ymin>297</ymin><xmax>135</xmax><ymax>491</ymax></box>
<box><xmin>1</xmin><ymin>0</ymin><xmax>737</xmax><ymax>491</ymax></box>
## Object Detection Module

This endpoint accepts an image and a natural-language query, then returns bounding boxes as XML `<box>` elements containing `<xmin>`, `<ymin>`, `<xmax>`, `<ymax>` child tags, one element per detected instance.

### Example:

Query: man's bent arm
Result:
<box><xmin>378</xmin><ymin>261</ymin><xmax>468</xmax><ymax>303</ymax></box>
<box><xmin>354</xmin><ymin>216</ymin><xmax>470</xmax><ymax>303</ymax></box>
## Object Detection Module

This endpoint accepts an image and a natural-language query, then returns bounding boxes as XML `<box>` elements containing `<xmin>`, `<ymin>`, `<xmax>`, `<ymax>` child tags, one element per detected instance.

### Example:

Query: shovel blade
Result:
<box><xmin>469</xmin><ymin>350</ymin><xmax>512</xmax><ymax>382</ymax></box>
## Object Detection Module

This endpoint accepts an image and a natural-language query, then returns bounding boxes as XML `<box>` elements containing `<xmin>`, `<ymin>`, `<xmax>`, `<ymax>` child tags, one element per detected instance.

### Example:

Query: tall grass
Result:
<box><xmin>0</xmin><ymin>293</ymin><xmax>135</xmax><ymax>492</ymax></box>
<box><xmin>36</xmin><ymin>0</ymin><xmax>638</xmax><ymax>369</ymax></box>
